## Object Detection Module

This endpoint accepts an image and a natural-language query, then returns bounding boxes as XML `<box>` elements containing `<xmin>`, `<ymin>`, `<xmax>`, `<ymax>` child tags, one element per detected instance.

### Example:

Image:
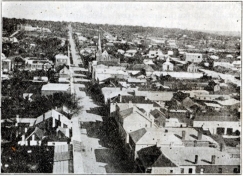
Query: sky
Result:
<box><xmin>2</xmin><ymin>2</ymin><xmax>242</xmax><ymax>32</ymax></box>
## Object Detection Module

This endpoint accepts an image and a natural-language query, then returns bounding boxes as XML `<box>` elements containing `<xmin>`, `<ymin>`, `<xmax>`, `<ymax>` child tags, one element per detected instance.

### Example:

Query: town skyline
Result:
<box><xmin>3</xmin><ymin>2</ymin><xmax>241</xmax><ymax>32</ymax></box>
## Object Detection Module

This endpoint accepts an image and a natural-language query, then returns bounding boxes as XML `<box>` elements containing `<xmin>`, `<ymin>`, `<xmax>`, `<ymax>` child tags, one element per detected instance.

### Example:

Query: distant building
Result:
<box><xmin>55</xmin><ymin>54</ymin><xmax>69</xmax><ymax>66</ymax></box>
<box><xmin>187</xmin><ymin>63</ymin><xmax>198</xmax><ymax>73</ymax></box>
<box><xmin>96</xmin><ymin>33</ymin><xmax>120</xmax><ymax>64</ymax></box>
<box><xmin>124</xmin><ymin>49</ymin><xmax>137</xmax><ymax>58</ymax></box>
<box><xmin>2</xmin><ymin>53</ymin><xmax>12</xmax><ymax>73</ymax></box>
<box><xmin>193</xmin><ymin>112</ymin><xmax>240</xmax><ymax>136</ymax></box>
<box><xmin>232</xmin><ymin>61</ymin><xmax>241</xmax><ymax>69</ymax></box>
<box><xmin>136</xmin><ymin>145</ymin><xmax>240</xmax><ymax>174</ymax></box>
<box><xmin>185</xmin><ymin>53</ymin><xmax>203</xmax><ymax>63</ymax></box>
<box><xmin>58</xmin><ymin>65</ymin><xmax>70</xmax><ymax>83</ymax></box>
<box><xmin>25</xmin><ymin>58</ymin><xmax>52</xmax><ymax>71</ymax></box>
<box><xmin>162</xmin><ymin>58</ymin><xmax>174</xmax><ymax>71</ymax></box>
<box><xmin>17</xmin><ymin>24</ymin><xmax>51</xmax><ymax>33</ymax></box>
<box><xmin>112</xmin><ymin>103</ymin><xmax>155</xmax><ymax>144</ymax></box>
<box><xmin>129</xmin><ymin>127</ymin><xmax>218</xmax><ymax>159</ymax></box>
<box><xmin>41</xmin><ymin>83</ymin><xmax>71</xmax><ymax>96</ymax></box>
<box><xmin>18</xmin><ymin>109</ymin><xmax>72</xmax><ymax>146</ymax></box>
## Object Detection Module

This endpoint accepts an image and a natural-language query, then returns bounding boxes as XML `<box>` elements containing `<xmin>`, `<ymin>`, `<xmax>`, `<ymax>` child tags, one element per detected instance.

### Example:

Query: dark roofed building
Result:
<box><xmin>150</xmin><ymin>109</ymin><xmax>167</xmax><ymax>127</ymax></box>
<box><xmin>137</xmin><ymin>145</ymin><xmax>177</xmax><ymax>173</ymax></box>
<box><xmin>127</xmin><ymin>64</ymin><xmax>154</xmax><ymax>72</ymax></box>
<box><xmin>112</xmin><ymin>95</ymin><xmax>154</xmax><ymax>104</ymax></box>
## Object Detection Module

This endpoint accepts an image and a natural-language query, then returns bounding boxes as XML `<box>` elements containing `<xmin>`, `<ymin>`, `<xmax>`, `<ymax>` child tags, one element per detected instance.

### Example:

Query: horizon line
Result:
<box><xmin>2</xmin><ymin>16</ymin><xmax>241</xmax><ymax>34</ymax></box>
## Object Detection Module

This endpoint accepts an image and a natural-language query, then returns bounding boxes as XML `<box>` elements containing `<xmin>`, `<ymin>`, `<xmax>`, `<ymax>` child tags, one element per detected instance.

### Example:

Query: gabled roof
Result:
<box><xmin>150</xmin><ymin>109</ymin><xmax>166</xmax><ymax>119</ymax></box>
<box><xmin>26</xmin><ymin>127</ymin><xmax>44</xmax><ymax>140</ymax></box>
<box><xmin>35</xmin><ymin>109</ymin><xmax>70</xmax><ymax>126</ymax></box>
<box><xmin>119</xmin><ymin>108</ymin><xmax>133</xmax><ymax>118</ymax></box>
<box><xmin>130</xmin><ymin>128</ymin><xmax>147</xmax><ymax>143</ymax></box>
<box><xmin>58</xmin><ymin>65</ymin><xmax>70</xmax><ymax>74</ymax></box>
<box><xmin>137</xmin><ymin>145</ymin><xmax>162</xmax><ymax>167</ymax></box>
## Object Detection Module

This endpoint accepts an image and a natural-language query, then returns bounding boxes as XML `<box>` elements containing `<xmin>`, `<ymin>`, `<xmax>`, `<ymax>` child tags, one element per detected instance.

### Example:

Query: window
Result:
<box><xmin>170</xmin><ymin>170</ymin><xmax>173</xmax><ymax>173</ymax></box>
<box><xmin>181</xmin><ymin>168</ymin><xmax>184</xmax><ymax>173</ymax></box>
<box><xmin>146</xmin><ymin>169</ymin><xmax>152</xmax><ymax>173</ymax></box>
<box><xmin>189</xmin><ymin>168</ymin><xmax>193</xmax><ymax>174</ymax></box>
<box><xmin>198</xmin><ymin>56</ymin><xmax>200</xmax><ymax>58</ymax></box>
<box><xmin>200</xmin><ymin>168</ymin><xmax>204</xmax><ymax>174</ymax></box>
<box><xmin>233</xmin><ymin>168</ymin><xmax>239</xmax><ymax>173</ymax></box>
<box><xmin>216</xmin><ymin>128</ymin><xmax>225</xmax><ymax>135</ymax></box>
<box><xmin>226</xmin><ymin>128</ymin><xmax>233</xmax><ymax>135</ymax></box>
<box><xmin>218</xmin><ymin>168</ymin><xmax>222</xmax><ymax>173</ymax></box>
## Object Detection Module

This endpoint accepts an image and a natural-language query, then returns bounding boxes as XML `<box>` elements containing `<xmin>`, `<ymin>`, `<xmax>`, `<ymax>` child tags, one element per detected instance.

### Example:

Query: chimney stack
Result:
<box><xmin>66</xmin><ymin>128</ymin><xmax>70</xmax><ymax>138</ymax></box>
<box><xmin>220</xmin><ymin>143</ymin><xmax>225</xmax><ymax>152</ymax></box>
<box><xmin>211</xmin><ymin>155</ymin><xmax>216</xmax><ymax>164</ymax></box>
<box><xmin>198</xmin><ymin>130</ymin><xmax>202</xmax><ymax>140</ymax></box>
<box><xmin>156</xmin><ymin>139</ymin><xmax>160</xmax><ymax>147</ymax></box>
<box><xmin>119</xmin><ymin>94</ymin><xmax>122</xmax><ymax>103</ymax></box>
<box><xmin>52</xmin><ymin>117</ymin><xmax>56</xmax><ymax>128</ymax></box>
<box><xmin>128</xmin><ymin>101</ymin><xmax>133</xmax><ymax>108</ymax></box>
<box><xmin>32</xmin><ymin>134</ymin><xmax>35</xmax><ymax>141</ymax></box>
<box><xmin>43</xmin><ymin>113</ymin><xmax>45</xmax><ymax>121</ymax></box>
<box><xmin>182</xmin><ymin>130</ymin><xmax>186</xmax><ymax>140</ymax></box>
<box><xmin>194</xmin><ymin>155</ymin><xmax>198</xmax><ymax>164</ymax></box>
<box><xmin>21</xmin><ymin>134</ymin><xmax>25</xmax><ymax>145</ymax></box>
<box><xmin>16</xmin><ymin>114</ymin><xmax>20</xmax><ymax>123</ymax></box>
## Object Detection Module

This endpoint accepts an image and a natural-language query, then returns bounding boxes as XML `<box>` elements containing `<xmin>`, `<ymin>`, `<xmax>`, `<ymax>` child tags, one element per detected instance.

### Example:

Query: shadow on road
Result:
<box><xmin>95</xmin><ymin>149</ymin><xmax>134</xmax><ymax>173</ymax></box>
<box><xmin>86</xmin><ymin>106</ymin><xmax>109</xmax><ymax>117</ymax></box>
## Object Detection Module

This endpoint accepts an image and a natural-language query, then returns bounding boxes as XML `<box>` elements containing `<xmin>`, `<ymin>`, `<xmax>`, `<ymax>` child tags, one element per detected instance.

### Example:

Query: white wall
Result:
<box><xmin>193</xmin><ymin>121</ymin><xmax>241</xmax><ymax>135</ymax></box>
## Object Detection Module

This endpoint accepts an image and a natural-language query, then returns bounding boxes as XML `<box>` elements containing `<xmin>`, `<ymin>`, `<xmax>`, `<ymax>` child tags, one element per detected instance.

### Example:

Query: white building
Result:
<box><xmin>185</xmin><ymin>53</ymin><xmax>203</xmax><ymax>63</ymax></box>
<box><xmin>55</xmin><ymin>54</ymin><xmax>69</xmax><ymax>66</ymax></box>
<box><xmin>162</xmin><ymin>58</ymin><xmax>174</xmax><ymax>71</ymax></box>
<box><xmin>187</xmin><ymin>63</ymin><xmax>198</xmax><ymax>73</ymax></box>
<box><xmin>41</xmin><ymin>83</ymin><xmax>71</xmax><ymax>96</ymax></box>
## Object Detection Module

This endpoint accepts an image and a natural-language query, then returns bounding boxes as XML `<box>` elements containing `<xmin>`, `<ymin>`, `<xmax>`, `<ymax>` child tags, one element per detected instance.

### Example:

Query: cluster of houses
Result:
<box><xmin>1</xmin><ymin>21</ymin><xmax>241</xmax><ymax>174</ymax></box>
<box><xmin>1</xmin><ymin>25</ymin><xmax>73</xmax><ymax>173</ymax></box>
<box><xmin>82</xmin><ymin>31</ymin><xmax>241</xmax><ymax>174</ymax></box>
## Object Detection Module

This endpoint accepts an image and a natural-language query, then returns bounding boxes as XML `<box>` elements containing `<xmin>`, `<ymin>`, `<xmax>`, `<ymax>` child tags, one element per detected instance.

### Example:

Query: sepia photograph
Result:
<box><xmin>1</xmin><ymin>1</ymin><xmax>241</xmax><ymax>174</ymax></box>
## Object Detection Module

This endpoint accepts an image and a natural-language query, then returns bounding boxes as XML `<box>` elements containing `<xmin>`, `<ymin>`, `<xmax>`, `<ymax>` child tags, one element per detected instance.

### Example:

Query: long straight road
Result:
<box><xmin>68</xmin><ymin>24</ymin><xmax>106</xmax><ymax>174</ymax></box>
<box><xmin>68</xmin><ymin>24</ymin><xmax>135</xmax><ymax>174</ymax></box>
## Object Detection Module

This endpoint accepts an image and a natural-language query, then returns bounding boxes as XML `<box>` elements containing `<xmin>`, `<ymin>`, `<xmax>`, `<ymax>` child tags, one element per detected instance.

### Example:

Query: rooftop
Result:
<box><xmin>130</xmin><ymin>127</ymin><xmax>217</xmax><ymax>146</ymax></box>
<box><xmin>137</xmin><ymin>145</ymin><xmax>177</xmax><ymax>168</ymax></box>
<box><xmin>41</xmin><ymin>83</ymin><xmax>70</xmax><ymax>91</ymax></box>
<box><xmin>195</xmin><ymin>111</ymin><xmax>239</xmax><ymax>122</ymax></box>
<box><xmin>162</xmin><ymin>146</ymin><xmax>240</xmax><ymax>166</ymax></box>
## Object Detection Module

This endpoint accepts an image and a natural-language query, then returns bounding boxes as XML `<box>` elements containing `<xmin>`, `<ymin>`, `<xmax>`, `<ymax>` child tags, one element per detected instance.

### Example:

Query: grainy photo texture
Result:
<box><xmin>1</xmin><ymin>1</ymin><xmax>241</xmax><ymax>174</ymax></box>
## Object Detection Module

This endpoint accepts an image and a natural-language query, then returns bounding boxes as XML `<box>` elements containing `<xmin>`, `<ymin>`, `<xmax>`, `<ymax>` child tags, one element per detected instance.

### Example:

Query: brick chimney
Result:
<box><xmin>194</xmin><ymin>155</ymin><xmax>198</xmax><ymax>164</ymax></box>
<box><xmin>182</xmin><ymin>130</ymin><xmax>186</xmax><ymax>140</ymax></box>
<box><xmin>211</xmin><ymin>155</ymin><xmax>216</xmax><ymax>164</ymax></box>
